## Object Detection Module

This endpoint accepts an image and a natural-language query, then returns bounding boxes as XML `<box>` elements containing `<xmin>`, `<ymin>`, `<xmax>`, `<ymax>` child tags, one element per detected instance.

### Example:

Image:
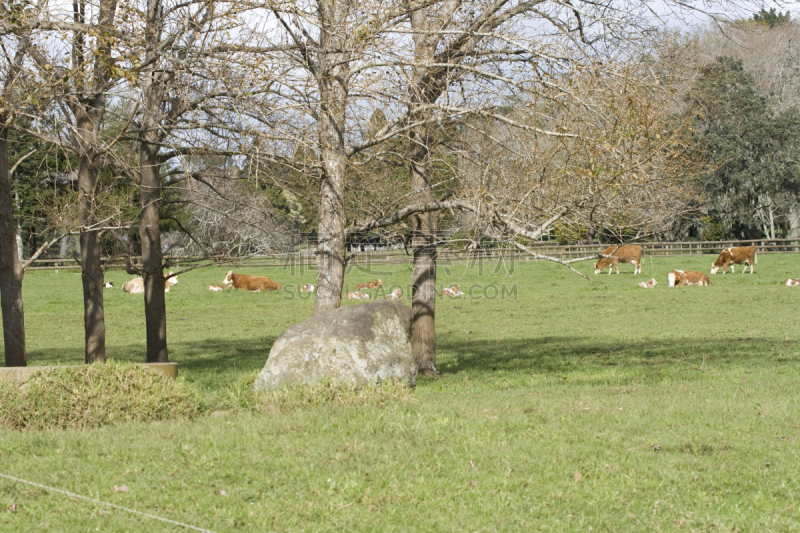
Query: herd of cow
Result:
<box><xmin>112</xmin><ymin>270</ymin><xmax>276</xmax><ymax>294</ymax></box>
<box><xmin>592</xmin><ymin>244</ymin><xmax>779</xmax><ymax>288</ymax></box>
<box><xmin>110</xmin><ymin>244</ymin><xmax>784</xmax><ymax>298</ymax></box>
<box><xmin>113</xmin><ymin>270</ymin><xmax>466</xmax><ymax>300</ymax></box>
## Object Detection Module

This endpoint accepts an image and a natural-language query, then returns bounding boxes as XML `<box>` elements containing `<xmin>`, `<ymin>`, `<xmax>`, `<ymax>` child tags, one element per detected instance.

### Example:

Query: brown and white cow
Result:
<box><xmin>441</xmin><ymin>284</ymin><xmax>465</xmax><ymax>297</ymax></box>
<box><xmin>207</xmin><ymin>284</ymin><xmax>228</xmax><ymax>291</ymax></box>
<box><xmin>594</xmin><ymin>245</ymin><xmax>644</xmax><ymax>275</ymax></box>
<box><xmin>166</xmin><ymin>271</ymin><xmax>179</xmax><ymax>285</ymax></box>
<box><xmin>667</xmin><ymin>270</ymin><xmax>712</xmax><ymax>287</ymax></box>
<box><xmin>345</xmin><ymin>291</ymin><xmax>370</xmax><ymax>300</ymax></box>
<box><xmin>785</xmin><ymin>279</ymin><xmax>800</xmax><ymax>286</ymax></box>
<box><xmin>122</xmin><ymin>277</ymin><xmax>171</xmax><ymax>293</ymax></box>
<box><xmin>223</xmin><ymin>271</ymin><xmax>281</xmax><ymax>291</ymax></box>
<box><xmin>355</xmin><ymin>279</ymin><xmax>383</xmax><ymax>290</ymax></box>
<box><xmin>637</xmin><ymin>278</ymin><xmax>658</xmax><ymax>289</ymax></box>
<box><xmin>711</xmin><ymin>246</ymin><xmax>757</xmax><ymax>274</ymax></box>
<box><xmin>385</xmin><ymin>288</ymin><xmax>403</xmax><ymax>300</ymax></box>
<box><xmin>300</xmin><ymin>284</ymin><xmax>316</xmax><ymax>292</ymax></box>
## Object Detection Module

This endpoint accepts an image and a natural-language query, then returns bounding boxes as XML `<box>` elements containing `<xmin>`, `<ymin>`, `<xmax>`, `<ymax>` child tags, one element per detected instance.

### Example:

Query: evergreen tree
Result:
<box><xmin>752</xmin><ymin>8</ymin><xmax>791</xmax><ymax>28</ymax></box>
<box><xmin>689</xmin><ymin>56</ymin><xmax>800</xmax><ymax>239</ymax></box>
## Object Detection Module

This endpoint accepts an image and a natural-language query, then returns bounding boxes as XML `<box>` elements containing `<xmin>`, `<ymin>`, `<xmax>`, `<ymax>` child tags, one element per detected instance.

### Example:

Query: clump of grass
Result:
<box><xmin>0</xmin><ymin>362</ymin><xmax>203</xmax><ymax>430</ymax></box>
<box><xmin>258</xmin><ymin>378</ymin><xmax>415</xmax><ymax>412</ymax></box>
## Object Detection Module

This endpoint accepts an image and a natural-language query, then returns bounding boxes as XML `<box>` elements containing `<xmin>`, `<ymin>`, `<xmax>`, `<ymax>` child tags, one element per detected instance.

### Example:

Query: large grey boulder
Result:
<box><xmin>254</xmin><ymin>300</ymin><xmax>416</xmax><ymax>391</ymax></box>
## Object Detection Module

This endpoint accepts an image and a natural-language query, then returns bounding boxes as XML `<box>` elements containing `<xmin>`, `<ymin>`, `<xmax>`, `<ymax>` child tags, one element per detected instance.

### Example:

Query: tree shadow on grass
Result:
<box><xmin>26</xmin><ymin>336</ymin><xmax>278</xmax><ymax>389</ymax></box>
<box><xmin>437</xmin><ymin>335</ymin><xmax>800</xmax><ymax>376</ymax></box>
<box><xmin>26</xmin><ymin>334</ymin><xmax>800</xmax><ymax>390</ymax></box>
<box><xmin>171</xmin><ymin>336</ymin><xmax>277</xmax><ymax>379</ymax></box>
<box><xmin>167</xmin><ymin>333</ymin><xmax>800</xmax><ymax>385</ymax></box>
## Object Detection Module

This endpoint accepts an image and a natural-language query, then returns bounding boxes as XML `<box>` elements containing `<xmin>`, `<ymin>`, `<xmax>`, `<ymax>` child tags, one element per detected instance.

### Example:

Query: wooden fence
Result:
<box><xmin>24</xmin><ymin>239</ymin><xmax>800</xmax><ymax>271</ymax></box>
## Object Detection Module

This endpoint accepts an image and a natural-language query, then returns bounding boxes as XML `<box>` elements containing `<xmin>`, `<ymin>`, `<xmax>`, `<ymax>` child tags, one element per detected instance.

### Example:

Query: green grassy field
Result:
<box><xmin>2</xmin><ymin>252</ymin><xmax>800</xmax><ymax>531</ymax></box>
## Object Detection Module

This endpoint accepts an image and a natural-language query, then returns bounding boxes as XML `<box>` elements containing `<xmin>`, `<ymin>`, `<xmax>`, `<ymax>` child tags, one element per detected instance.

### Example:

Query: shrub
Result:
<box><xmin>700</xmin><ymin>216</ymin><xmax>732</xmax><ymax>241</ymax></box>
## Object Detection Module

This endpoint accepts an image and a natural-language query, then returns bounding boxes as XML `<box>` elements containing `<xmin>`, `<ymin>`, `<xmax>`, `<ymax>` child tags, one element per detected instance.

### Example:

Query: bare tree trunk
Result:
<box><xmin>0</xmin><ymin>122</ymin><xmax>26</xmax><ymax>367</ymax></box>
<box><xmin>59</xmin><ymin>235</ymin><xmax>70</xmax><ymax>257</ymax></box>
<box><xmin>790</xmin><ymin>206</ymin><xmax>800</xmax><ymax>239</ymax></box>
<box><xmin>409</xmin><ymin>141</ymin><xmax>438</xmax><ymax>376</ymax></box>
<box><xmin>136</xmin><ymin>0</ymin><xmax>168</xmax><ymax>362</ymax></box>
<box><xmin>407</xmin><ymin>6</ymin><xmax>440</xmax><ymax>376</ymax></box>
<box><xmin>769</xmin><ymin>205</ymin><xmax>776</xmax><ymax>240</ymax></box>
<box><xmin>402</xmin><ymin>0</ymin><xmax>548</xmax><ymax>375</ymax></box>
<box><xmin>314</xmin><ymin>154</ymin><xmax>347</xmax><ymax>314</ymax></box>
<box><xmin>79</xmin><ymin>230</ymin><xmax>105</xmax><ymax>363</ymax></box>
<box><xmin>788</xmin><ymin>206</ymin><xmax>800</xmax><ymax>251</ymax></box>
<box><xmin>77</xmin><ymin>142</ymin><xmax>106</xmax><ymax>363</ymax></box>
<box><xmin>0</xmin><ymin>30</ymin><xmax>31</xmax><ymax>367</ymax></box>
<box><xmin>139</xmin><ymin>142</ymin><xmax>168</xmax><ymax>362</ymax></box>
<box><xmin>312</xmin><ymin>0</ymin><xmax>351</xmax><ymax>315</ymax></box>
<box><xmin>15</xmin><ymin>223</ymin><xmax>23</xmax><ymax>262</ymax></box>
<box><xmin>66</xmin><ymin>0</ymin><xmax>118</xmax><ymax>364</ymax></box>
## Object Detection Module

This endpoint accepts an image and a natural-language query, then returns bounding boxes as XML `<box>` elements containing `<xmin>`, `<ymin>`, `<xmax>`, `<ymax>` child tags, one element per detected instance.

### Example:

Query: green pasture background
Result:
<box><xmin>2</xmin><ymin>253</ymin><xmax>800</xmax><ymax>531</ymax></box>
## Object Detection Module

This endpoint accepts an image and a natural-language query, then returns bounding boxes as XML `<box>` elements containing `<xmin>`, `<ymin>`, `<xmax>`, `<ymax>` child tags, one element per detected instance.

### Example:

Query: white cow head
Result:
<box><xmin>667</xmin><ymin>271</ymin><xmax>678</xmax><ymax>287</ymax></box>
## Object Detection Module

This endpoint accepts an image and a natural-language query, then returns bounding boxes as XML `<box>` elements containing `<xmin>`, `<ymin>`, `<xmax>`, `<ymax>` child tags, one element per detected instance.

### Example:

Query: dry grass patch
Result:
<box><xmin>0</xmin><ymin>362</ymin><xmax>202</xmax><ymax>430</ymax></box>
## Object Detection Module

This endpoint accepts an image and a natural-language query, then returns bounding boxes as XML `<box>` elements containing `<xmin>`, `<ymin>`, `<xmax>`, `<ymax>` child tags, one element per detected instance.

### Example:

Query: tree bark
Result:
<box><xmin>79</xmin><ymin>229</ymin><xmax>105</xmax><ymax>363</ymax></box>
<box><xmin>404</xmin><ymin>0</ymin><xmax>529</xmax><ymax>375</ymax></box>
<box><xmin>407</xmin><ymin>6</ymin><xmax>441</xmax><ymax>376</ymax></box>
<box><xmin>59</xmin><ymin>235</ymin><xmax>70</xmax><ymax>257</ymax></box>
<box><xmin>0</xmin><ymin>28</ymin><xmax>32</xmax><ymax>367</ymax></box>
<box><xmin>0</xmin><ymin>121</ymin><xmax>26</xmax><ymax>367</ymax></box>
<box><xmin>67</xmin><ymin>0</ymin><xmax>119</xmax><ymax>364</ymax></box>
<box><xmin>313</xmin><ymin>0</ymin><xmax>352</xmax><ymax>315</ymax></box>
<box><xmin>314</xmin><ymin>151</ymin><xmax>348</xmax><ymax>314</ymax></box>
<box><xmin>409</xmin><ymin>142</ymin><xmax>438</xmax><ymax>376</ymax></box>
<box><xmin>139</xmin><ymin>141</ymin><xmax>168</xmax><ymax>362</ymax></box>
<box><xmin>76</xmin><ymin>140</ymin><xmax>106</xmax><ymax>364</ymax></box>
<box><xmin>136</xmin><ymin>0</ymin><xmax>168</xmax><ymax>362</ymax></box>
<box><xmin>15</xmin><ymin>223</ymin><xmax>23</xmax><ymax>262</ymax></box>
<box><xmin>788</xmin><ymin>206</ymin><xmax>800</xmax><ymax>251</ymax></box>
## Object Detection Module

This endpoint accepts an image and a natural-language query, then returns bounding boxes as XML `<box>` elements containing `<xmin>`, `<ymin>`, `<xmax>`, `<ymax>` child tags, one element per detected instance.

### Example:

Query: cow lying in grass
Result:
<box><xmin>711</xmin><ymin>246</ymin><xmax>757</xmax><ymax>274</ymax></box>
<box><xmin>300</xmin><ymin>284</ymin><xmax>316</xmax><ymax>292</ymax></box>
<box><xmin>122</xmin><ymin>270</ymin><xmax>178</xmax><ymax>294</ymax></box>
<box><xmin>355</xmin><ymin>279</ymin><xmax>383</xmax><ymax>290</ymax></box>
<box><xmin>785</xmin><ymin>279</ymin><xmax>800</xmax><ymax>286</ymax></box>
<box><xmin>345</xmin><ymin>291</ymin><xmax>370</xmax><ymax>300</ymax></box>
<box><xmin>441</xmin><ymin>285</ymin><xmax>465</xmax><ymax>297</ymax></box>
<box><xmin>385</xmin><ymin>288</ymin><xmax>403</xmax><ymax>300</ymax></box>
<box><xmin>207</xmin><ymin>284</ymin><xmax>228</xmax><ymax>291</ymax></box>
<box><xmin>594</xmin><ymin>245</ymin><xmax>643</xmax><ymax>275</ymax></box>
<box><xmin>668</xmin><ymin>270</ymin><xmax>712</xmax><ymax>287</ymax></box>
<box><xmin>223</xmin><ymin>271</ymin><xmax>281</xmax><ymax>291</ymax></box>
<box><xmin>638</xmin><ymin>278</ymin><xmax>658</xmax><ymax>289</ymax></box>
<box><xmin>122</xmin><ymin>277</ymin><xmax>171</xmax><ymax>293</ymax></box>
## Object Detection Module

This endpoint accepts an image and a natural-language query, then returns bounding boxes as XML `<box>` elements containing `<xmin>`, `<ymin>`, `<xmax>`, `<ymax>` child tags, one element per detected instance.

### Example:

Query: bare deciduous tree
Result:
<box><xmin>224</xmin><ymin>0</ymin><xmax>743</xmax><ymax>376</ymax></box>
<box><xmin>0</xmin><ymin>3</ymin><xmax>33</xmax><ymax>367</ymax></box>
<box><xmin>18</xmin><ymin>0</ymin><xmax>126</xmax><ymax>363</ymax></box>
<box><xmin>131</xmin><ymin>0</ymin><xmax>229</xmax><ymax>362</ymax></box>
<box><xmin>460</xmin><ymin>64</ymin><xmax>700</xmax><ymax>254</ymax></box>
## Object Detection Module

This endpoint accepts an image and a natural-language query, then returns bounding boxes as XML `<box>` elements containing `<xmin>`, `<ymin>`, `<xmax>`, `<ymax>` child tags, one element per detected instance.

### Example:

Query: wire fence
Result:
<box><xmin>24</xmin><ymin>238</ymin><xmax>799</xmax><ymax>271</ymax></box>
